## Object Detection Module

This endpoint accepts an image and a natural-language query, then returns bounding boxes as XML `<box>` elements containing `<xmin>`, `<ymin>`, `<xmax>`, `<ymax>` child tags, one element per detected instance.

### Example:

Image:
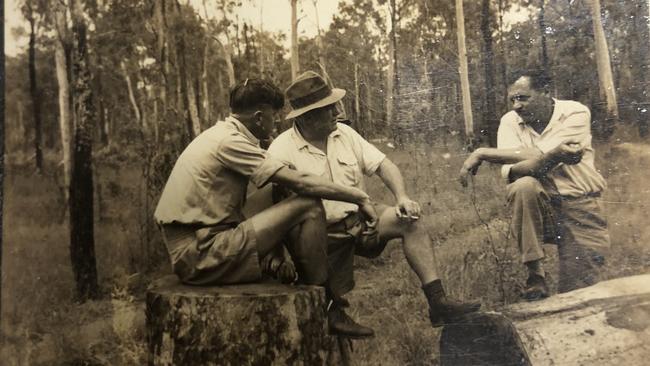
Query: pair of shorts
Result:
<box><xmin>160</xmin><ymin>222</ymin><xmax>262</xmax><ymax>285</ymax></box>
<box><xmin>326</xmin><ymin>206</ymin><xmax>388</xmax><ymax>298</ymax></box>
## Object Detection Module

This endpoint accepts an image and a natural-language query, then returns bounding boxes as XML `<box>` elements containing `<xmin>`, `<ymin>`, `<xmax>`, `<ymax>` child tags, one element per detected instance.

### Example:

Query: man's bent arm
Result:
<box><xmin>508</xmin><ymin>154</ymin><xmax>558</xmax><ymax>181</ymax></box>
<box><xmin>375</xmin><ymin>158</ymin><xmax>409</xmax><ymax>201</ymax></box>
<box><xmin>474</xmin><ymin>147</ymin><xmax>543</xmax><ymax>165</ymax></box>
<box><xmin>270</xmin><ymin>166</ymin><xmax>370</xmax><ymax>205</ymax></box>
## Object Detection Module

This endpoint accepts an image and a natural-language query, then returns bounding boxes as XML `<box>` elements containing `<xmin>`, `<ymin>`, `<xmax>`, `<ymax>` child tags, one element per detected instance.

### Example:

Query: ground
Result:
<box><xmin>2</xmin><ymin>139</ymin><xmax>649</xmax><ymax>365</ymax></box>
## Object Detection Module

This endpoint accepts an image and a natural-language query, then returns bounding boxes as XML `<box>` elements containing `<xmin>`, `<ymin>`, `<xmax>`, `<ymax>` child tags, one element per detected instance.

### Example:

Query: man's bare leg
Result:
<box><xmin>376</xmin><ymin>205</ymin><xmax>481</xmax><ymax>327</ymax></box>
<box><xmin>376</xmin><ymin>206</ymin><xmax>439</xmax><ymax>285</ymax></box>
<box><xmin>250</xmin><ymin>196</ymin><xmax>328</xmax><ymax>285</ymax></box>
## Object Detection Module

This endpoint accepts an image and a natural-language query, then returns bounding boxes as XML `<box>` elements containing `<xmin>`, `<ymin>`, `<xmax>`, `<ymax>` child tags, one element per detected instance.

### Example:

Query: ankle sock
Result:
<box><xmin>422</xmin><ymin>279</ymin><xmax>444</xmax><ymax>308</ymax></box>
<box><xmin>526</xmin><ymin>260</ymin><xmax>545</xmax><ymax>278</ymax></box>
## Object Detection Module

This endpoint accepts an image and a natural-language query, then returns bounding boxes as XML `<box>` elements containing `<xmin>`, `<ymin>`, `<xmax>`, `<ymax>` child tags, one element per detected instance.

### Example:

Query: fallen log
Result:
<box><xmin>440</xmin><ymin>274</ymin><xmax>650</xmax><ymax>365</ymax></box>
<box><xmin>146</xmin><ymin>275</ymin><xmax>340</xmax><ymax>365</ymax></box>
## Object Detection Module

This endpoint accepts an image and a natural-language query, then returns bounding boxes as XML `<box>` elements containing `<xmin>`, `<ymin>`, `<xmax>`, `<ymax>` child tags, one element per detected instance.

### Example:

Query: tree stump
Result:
<box><xmin>146</xmin><ymin>275</ymin><xmax>338</xmax><ymax>366</ymax></box>
<box><xmin>440</xmin><ymin>274</ymin><xmax>650</xmax><ymax>365</ymax></box>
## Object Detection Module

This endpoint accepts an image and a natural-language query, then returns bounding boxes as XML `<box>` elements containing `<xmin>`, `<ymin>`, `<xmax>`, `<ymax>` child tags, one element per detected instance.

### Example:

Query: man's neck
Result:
<box><xmin>530</xmin><ymin>100</ymin><xmax>555</xmax><ymax>134</ymax></box>
<box><xmin>230</xmin><ymin>113</ymin><xmax>259</xmax><ymax>139</ymax></box>
<box><xmin>296</xmin><ymin>123</ymin><xmax>328</xmax><ymax>152</ymax></box>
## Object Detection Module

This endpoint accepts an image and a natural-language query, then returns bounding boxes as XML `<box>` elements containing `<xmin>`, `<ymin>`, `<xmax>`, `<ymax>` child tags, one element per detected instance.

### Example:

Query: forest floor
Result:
<box><xmin>1</xmin><ymin>138</ymin><xmax>649</xmax><ymax>365</ymax></box>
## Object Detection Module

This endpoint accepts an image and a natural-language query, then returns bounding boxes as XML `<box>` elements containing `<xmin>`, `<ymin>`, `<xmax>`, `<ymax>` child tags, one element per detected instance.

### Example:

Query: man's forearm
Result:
<box><xmin>476</xmin><ymin>147</ymin><xmax>542</xmax><ymax>165</ymax></box>
<box><xmin>376</xmin><ymin>159</ymin><xmax>408</xmax><ymax>200</ymax></box>
<box><xmin>270</xmin><ymin>167</ymin><xmax>369</xmax><ymax>205</ymax></box>
<box><xmin>508</xmin><ymin>153</ymin><xmax>558</xmax><ymax>181</ymax></box>
<box><xmin>295</xmin><ymin>174</ymin><xmax>369</xmax><ymax>204</ymax></box>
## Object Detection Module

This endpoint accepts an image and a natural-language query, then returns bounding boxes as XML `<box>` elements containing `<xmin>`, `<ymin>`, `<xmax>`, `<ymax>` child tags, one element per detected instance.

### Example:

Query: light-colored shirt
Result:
<box><xmin>498</xmin><ymin>99</ymin><xmax>606</xmax><ymax>197</ymax></box>
<box><xmin>154</xmin><ymin>116</ymin><xmax>286</xmax><ymax>226</ymax></box>
<box><xmin>268</xmin><ymin>123</ymin><xmax>386</xmax><ymax>223</ymax></box>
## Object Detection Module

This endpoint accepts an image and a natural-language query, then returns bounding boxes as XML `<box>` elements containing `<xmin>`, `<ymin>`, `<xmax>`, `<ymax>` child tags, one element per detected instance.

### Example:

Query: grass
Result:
<box><xmin>2</xmin><ymin>138</ymin><xmax>649</xmax><ymax>365</ymax></box>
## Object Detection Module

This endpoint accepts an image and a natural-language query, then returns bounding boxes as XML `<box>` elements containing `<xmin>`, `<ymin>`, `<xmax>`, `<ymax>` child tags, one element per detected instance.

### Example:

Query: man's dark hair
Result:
<box><xmin>509</xmin><ymin>67</ymin><xmax>552</xmax><ymax>91</ymax></box>
<box><xmin>229</xmin><ymin>78</ymin><xmax>285</xmax><ymax>113</ymax></box>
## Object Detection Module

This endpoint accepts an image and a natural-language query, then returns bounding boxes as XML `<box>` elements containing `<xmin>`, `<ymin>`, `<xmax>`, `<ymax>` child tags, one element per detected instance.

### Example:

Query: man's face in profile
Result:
<box><xmin>507</xmin><ymin>76</ymin><xmax>552</xmax><ymax>126</ymax></box>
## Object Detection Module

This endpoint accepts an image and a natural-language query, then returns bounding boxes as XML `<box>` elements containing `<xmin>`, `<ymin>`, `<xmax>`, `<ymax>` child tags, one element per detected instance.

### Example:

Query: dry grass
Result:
<box><xmin>2</xmin><ymin>139</ymin><xmax>649</xmax><ymax>365</ymax></box>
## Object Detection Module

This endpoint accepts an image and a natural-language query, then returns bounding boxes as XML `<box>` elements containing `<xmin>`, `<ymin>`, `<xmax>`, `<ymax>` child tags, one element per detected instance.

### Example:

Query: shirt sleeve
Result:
<box><xmin>535</xmin><ymin>107</ymin><xmax>591</xmax><ymax>153</ymax></box>
<box><xmin>342</xmin><ymin>124</ymin><xmax>386</xmax><ymax>175</ymax></box>
<box><xmin>497</xmin><ymin>114</ymin><xmax>521</xmax><ymax>180</ymax></box>
<box><xmin>217</xmin><ymin>134</ymin><xmax>286</xmax><ymax>188</ymax></box>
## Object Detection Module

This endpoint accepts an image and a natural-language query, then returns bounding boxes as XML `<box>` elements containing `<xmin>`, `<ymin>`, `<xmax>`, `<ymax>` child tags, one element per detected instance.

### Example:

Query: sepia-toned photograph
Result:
<box><xmin>2</xmin><ymin>0</ymin><xmax>649</xmax><ymax>364</ymax></box>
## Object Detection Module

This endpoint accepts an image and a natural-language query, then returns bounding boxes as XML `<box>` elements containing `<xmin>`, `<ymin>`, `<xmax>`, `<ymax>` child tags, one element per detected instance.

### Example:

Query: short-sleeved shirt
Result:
<box><xmin>268</xmin><ymin>123</ymin><xmax>386</xmax><ymax>223</ymax></box>
<box><xmin>497</xmin><ymin>99</ymin><xmax>606</xmax><ymax>197</ymax></box>
<box><xmin>154</xmin><ymin>116</ymin><xmax>286</xmax><ymax>226</ymax></box>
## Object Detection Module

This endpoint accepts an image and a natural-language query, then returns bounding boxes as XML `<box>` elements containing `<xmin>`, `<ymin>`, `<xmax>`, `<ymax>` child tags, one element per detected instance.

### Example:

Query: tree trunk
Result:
<box><xmin>386</xmin><ymin>0</ymin><xmax>397</xmax><ymax>132</ymax></box>
<box><xmin>187</xmin><ymin>75</ymin><xmax>202</xmax><ymax>136</ymax></box>
<box><xmin>455</xmin><ymin>0</ymin><xmax>475</xmax><ymax>143</ymax></box>
<box><xmin>70</xmin><ymin>0</ymin><xmax>99</xmax><ymax>301</ymax></box>
<box><xmin>481</xmin><ymin>0</ymin><xmax>498</xmax><ymax>146</ymax></box>
<box><xmin>354</xmin><ymin>62</ymin><xmax>363</xmax><ymax>135</ymax></box>
<box><xmin>121</xmin><ymin>61</ymin><xmax>142</xmax><ymax>126</ymax></box>
<box><xmin>589</xmin><ymin>0</ymin><xmax>618</xmax><ymax>138</ymax></box>
<box><xmin>290</xmin><ymin>0</ymin><xmax>299</xmax><ymax>80</ymax></box>
<box><xmin>27</xmin><ymin>3</ymin><xmax>43</xmax><ymax>172</ymax></box>
<box><xmin>440</xmin><ymin>274</ymin><xmax>650</xmax><ymax>366</ymax></box>
<box><xmin>54</xmin><ymin>2</ymin><xmax>73</xmax><ymax>194</ymax></box>
<box><xmin>632</xmin><ymin>0</ymin><xmax>650</xmax><ymax>137</ymax></box>
<box><xmin>146</xmin><ymin>276</ymin><xmax>343</xmax><ymax>365</ymax></box>
<box><xmin>538</xmin><ymin>0</ymin><xmax>550</xmax><ymax>79</ymax></box>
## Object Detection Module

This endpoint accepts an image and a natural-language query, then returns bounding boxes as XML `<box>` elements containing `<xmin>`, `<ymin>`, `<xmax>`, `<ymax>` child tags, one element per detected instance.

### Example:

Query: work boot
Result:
<box><xmin>328</xmin><ymin>305</ymin><xmax>375</xmax><ymax>339</ymax></box>
<box><xmin>423</xmin><ymin>279</ymin><xmax>481</xmax><ymax>327</ymax></box>
<box><xmin>522</xmin><ymin>273</ymin><xmax>549</xmax><ymax>301</ymax></box>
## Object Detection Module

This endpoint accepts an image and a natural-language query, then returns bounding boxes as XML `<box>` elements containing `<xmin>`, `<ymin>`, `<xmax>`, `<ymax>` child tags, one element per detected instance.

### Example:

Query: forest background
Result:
<box><xmin>2</xmin><ymin>0</ymin><xmax>650</xmax><ymax>364</ymax></box>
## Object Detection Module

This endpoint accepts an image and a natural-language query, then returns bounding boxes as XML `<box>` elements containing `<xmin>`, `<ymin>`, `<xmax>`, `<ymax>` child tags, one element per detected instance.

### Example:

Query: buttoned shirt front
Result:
<box><xmin>268</xmin><ymin>123</ymin><xmax>386</xmax><ymax>223</ymax></box>
<box><xmin>154</xmin><ymin>116</ymin><xmax>286</xmax><ymax>226</ymax></box>
<box><xmin>497</xmin><ymin>99</ymin><xmax>606</xmax><ymax>197</ymax></box>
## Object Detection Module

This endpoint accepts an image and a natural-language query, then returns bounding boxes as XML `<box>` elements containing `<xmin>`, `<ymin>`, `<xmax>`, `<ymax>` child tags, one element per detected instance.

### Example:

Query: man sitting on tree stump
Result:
<box><xmin>154</xmin><ymin>79</ymin><xmax>378</xmax><ymax>337</ymax></box>
<box><xmin>459</xmin><ymin>68</ymin><xmax>610</xmax><ymax>300</ymax></box>
<box><xmin>268</xmin><ymin>71</ymin><xmax>481</xmax><ymax>337</ymax></box>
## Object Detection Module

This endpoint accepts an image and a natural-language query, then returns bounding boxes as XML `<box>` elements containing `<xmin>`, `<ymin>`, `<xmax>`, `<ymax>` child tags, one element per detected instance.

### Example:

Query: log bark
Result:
<box><xmin>290</xmin><ymin>0</ymin><xmax>299</xmax><ymax>80</ymax></box>
<box><xmin>440</xmin><ymin>274</ymin><xmax>650</xmax><ymax>366</ymax></box>
<box><xmin>146</xmin><ymin>275</ymin><xmax>342</xmax><ymax>365</ymax></box>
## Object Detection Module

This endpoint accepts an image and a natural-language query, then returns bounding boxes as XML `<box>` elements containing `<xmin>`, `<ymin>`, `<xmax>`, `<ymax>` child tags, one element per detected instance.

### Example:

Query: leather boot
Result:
<box><xmin>328</xmin><ymin>304</ymin><xmax>375</xmax><ymax>339</ymax></box>
<box><xmin>423</xmin><ymin>279</ymin><xmax>481</xmax><ymax>327</ymax></box>
<box><xmin>522</xmin><ymin>273</ymin><xmax>549</xmax><ymax>301</ymax></box>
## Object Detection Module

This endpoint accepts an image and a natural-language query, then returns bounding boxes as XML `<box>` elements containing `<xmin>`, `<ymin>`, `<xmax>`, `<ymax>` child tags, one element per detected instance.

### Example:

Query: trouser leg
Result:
<box><xmin>507</xmin><ymin>176</ymin><xmax>556</xmax><ymax>265</ymax></box>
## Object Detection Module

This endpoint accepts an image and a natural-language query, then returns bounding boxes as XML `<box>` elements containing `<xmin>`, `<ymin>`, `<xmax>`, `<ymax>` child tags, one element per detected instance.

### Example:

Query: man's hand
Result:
<box><xmin>396</xmin><ymin>197</ymin><xmax>421</xmax><ymax>222</ymax></box>
<box><xmin>548</xmin><ymin>139</ymin><xmax>584</xmax><ymax>165</ymax></box>
<box><xmin>359</xmin><ymin>199</ymin><xmax>379</xmax><ymax>225</ymax></box>
<box><xmin>459</xmin><ymin>151</ymin><xmax>483</xmax><ymax>187</ymax></box>
<box><xmin>276</xmin><ymin>258</ymin><xmax>297</xmax><ymax>284</ymax></box>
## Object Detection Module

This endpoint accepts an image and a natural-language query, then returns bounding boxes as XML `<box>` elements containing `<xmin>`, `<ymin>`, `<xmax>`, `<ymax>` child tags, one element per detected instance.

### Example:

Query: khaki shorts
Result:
<box><xmin>326</xmin><ymin>204</ymin><xmax>389</xmax><ymax>298</ymax></box>
<box><xmin>160</xmin><ymin>222</ymin><xmax>262</xmax><ymax>285</ymax></box>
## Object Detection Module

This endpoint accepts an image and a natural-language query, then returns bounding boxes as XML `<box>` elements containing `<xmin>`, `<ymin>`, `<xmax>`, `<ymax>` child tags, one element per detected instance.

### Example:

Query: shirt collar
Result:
<box><xmin>226</xmin><ymin>115</ymin><xmax>260</xmax><ymax>145</ymax></box>
<box><xmin>290</xmin><ymin>123</ymin><xmax>342</xmax><ymax>155</ymax></box>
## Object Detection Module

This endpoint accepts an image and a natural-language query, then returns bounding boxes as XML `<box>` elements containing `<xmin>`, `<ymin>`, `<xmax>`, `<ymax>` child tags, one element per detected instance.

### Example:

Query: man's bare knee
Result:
<box><xmin>294</xmin><ymin>196</ymin><xmax>325</xmax><ymax>222</ymax></box>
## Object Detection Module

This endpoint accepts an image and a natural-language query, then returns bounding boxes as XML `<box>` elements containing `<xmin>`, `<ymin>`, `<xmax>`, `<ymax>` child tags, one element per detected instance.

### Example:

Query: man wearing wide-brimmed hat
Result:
<box><xmin>155</xmin><ymin>78</ymin><xmax>377</xmax><ymax>290</ymax></box>
<box><xmin>269</xmin><ymin>71</ymin><xmax>481</xmax><ymax>337</ymax></box>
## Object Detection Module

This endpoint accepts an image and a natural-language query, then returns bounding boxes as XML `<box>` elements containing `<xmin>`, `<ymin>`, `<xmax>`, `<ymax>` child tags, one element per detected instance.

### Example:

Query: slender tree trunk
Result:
<box><xmin>386</xmin><ymin>0</ymin><xmax>397</xmax><ymax>129</ymax></box>
<box><xmin>54</xmin><ymin>3</ymin><xmax>72</xmax><ymax>193</ymax></box>
<box><xmin>187</xmin><ymin>75</ymin><xmax>202</xmax><ymax>136</ymax></box>
<box><xmin>121</xmin><ymin>61</ymin><xmax>142</xmax><ymax>126</ymax></box>
<box><xmin>456</xmin><ymin>0</ymin><xmax>475</xmax><ymax>142</ymax></box>
<box><xmin>538</xmin><ymin>0</ymin><xmax>550</xmax><ymax>79</ymax></box>
<box><xmin>632</xmin><ymin>0</ymin><xmax>650</xmax><ymax>137</ymax></box>
<box><xmin>290</xmin><ymin>0</ymin><xmax>299</xmax><ymax>79</ymax></box>
<box><xmin>70</xmin><ymin>0</ymin><xmax>99</xmax><ymax>301</ymax></box>
<box><xmin>481</xmin><ymin>0</ymin><xmax>498</xmax><ymax>146</ymax></box>
<box><xmin>0</xmin><ymin>0</ymin><xmax>4</xmax><ymax>325</ymax></box>
<box><xmin>589</xmin><ymin>0</ymin><xmax>618</xmax><ymax>138</ymax></box>
<box><xmin>498</xmin><ymin>0</ymin><xmax>508</xmax><ymax>108</ymax></box>
<box><xmin>27</xmin><ymin>4</ymin><xmax>43</xmax><ymax>172</ymax></box>
<box><xmin>354</xmin><ymin>62</ymin><xmax>363</xmax><ymax>135</ymax></box>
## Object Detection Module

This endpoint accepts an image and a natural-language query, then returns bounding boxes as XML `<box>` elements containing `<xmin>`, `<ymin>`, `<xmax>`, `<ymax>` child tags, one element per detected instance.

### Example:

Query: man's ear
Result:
<box><xmin>253</xmin><ymin>110</ymin><xmax>263</xmax><ymax>125</ymax></box>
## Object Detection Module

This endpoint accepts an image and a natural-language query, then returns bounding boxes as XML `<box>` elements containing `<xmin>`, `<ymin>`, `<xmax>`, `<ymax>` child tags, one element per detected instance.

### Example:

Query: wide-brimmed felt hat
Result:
<box><xmin>285</xmin><ymin>71</ymin><xmax>346</xmax><ymax>119</ymax></box>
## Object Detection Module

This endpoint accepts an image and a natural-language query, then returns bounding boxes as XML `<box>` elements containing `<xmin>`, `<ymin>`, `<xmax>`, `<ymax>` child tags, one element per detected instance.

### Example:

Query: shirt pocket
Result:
<box><xmin>336</xmin><ymin>153</ymin><xmax>361</xmax><ymax>186</ymax></box>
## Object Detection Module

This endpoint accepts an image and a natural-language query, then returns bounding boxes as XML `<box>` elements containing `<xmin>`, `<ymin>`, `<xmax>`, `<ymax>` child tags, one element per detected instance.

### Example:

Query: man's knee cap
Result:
<box><xmin>509</xmin><ymin>176</ymin><xmax>543</xmax><ymax>196</ymax></box>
